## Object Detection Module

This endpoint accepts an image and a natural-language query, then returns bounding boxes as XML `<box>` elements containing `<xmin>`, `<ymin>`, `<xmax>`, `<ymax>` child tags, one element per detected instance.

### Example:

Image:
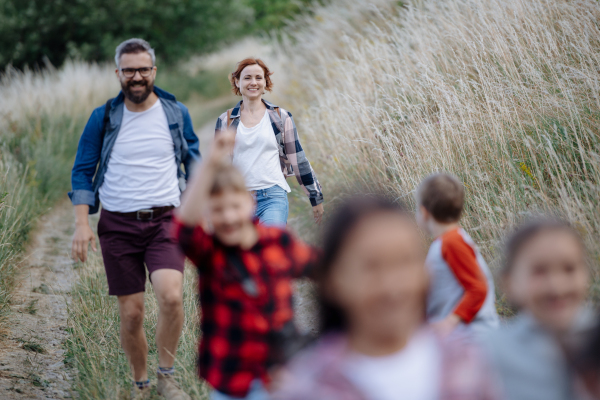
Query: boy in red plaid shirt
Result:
<box><xmin>172</xmin><ymin>132</ymin><xmax>318</xmax><ymax>400</ymax></box>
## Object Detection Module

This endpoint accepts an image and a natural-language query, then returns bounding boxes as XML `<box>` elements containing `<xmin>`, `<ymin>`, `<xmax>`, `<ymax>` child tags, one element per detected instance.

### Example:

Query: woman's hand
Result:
<box><xmin>313</xmin><ymin>203</ymin><xmax>324</xmax><ymax>224</ymax></box>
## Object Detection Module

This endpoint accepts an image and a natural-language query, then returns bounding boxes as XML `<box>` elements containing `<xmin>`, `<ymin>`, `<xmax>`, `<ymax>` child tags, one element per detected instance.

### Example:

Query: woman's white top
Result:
<box><xmin>342</xmin><ymin>329</ymin><xmax>441</xmax><ymax>400</ymax></box>
<box><xmin>233</xmin><ymin>110</ymin><xmax>291</xmax><ymax>192</ymax></box>
<box><xmin>99</xmin><ymin>100</ymin><xmax>181</xmax><ymax>212</ymax></box>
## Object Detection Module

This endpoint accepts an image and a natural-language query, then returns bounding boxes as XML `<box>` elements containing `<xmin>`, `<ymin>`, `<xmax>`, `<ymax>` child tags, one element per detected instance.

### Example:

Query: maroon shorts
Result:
<box><xmin>97</xmin><ymin>209</ymin><xmax>185</xmax><ymax>296</ymax></box>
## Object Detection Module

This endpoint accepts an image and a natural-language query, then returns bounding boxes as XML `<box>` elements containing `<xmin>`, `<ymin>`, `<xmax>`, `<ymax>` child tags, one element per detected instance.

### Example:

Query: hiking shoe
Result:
<box><xmin>157</xmin><ymin>373</ymin><xmax>191</xmax><ymax>400</ymax></box>
<box><xmin>131</xmin><ymin>386</ymin><xmax>151</xmax><ymax>400</ymax></box>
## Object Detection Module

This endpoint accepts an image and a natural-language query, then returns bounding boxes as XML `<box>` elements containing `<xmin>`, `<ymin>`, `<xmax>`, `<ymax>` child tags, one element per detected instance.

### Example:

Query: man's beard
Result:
<box><xmin>121</xmin><ymin>78</ymin><xmax>154</xmax><ymax>104</ymax></box>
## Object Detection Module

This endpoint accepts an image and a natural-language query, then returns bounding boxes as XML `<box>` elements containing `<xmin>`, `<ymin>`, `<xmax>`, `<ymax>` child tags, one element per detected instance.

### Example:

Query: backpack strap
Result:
<box><xmin>226</xmin><ymin>106</ymin><xmax>282</xmax><ymax>136</ymax></box>
<box><xmin>226</xmin><ymin>108</ymin><xmax>234</xmax><ymax>129</ymax></box>
<box><xmin>101</xmin><ymin>98</ymin><xmax>114</xmax><ymax>141</ymax></box>
<box><xmin>225</xmin><ymin>249</ymin><xmax>258</xmax><ymax>298</ymax></box>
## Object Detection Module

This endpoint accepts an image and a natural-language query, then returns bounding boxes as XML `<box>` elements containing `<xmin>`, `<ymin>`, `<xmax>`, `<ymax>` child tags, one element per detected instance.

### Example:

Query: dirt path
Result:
<box><xmin>0</xmin><ymin>202</ymin><xmax>77</xmax><ymax>399</ymax></box>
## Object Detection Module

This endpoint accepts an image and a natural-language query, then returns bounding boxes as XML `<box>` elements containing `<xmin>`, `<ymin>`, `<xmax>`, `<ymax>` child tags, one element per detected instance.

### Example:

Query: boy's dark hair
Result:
<box><xmin>210</xmin><ymin>165</ymin><xmax>247</xmax><ymax>196</ymax></box>
<box><xmin>417</xmin><ymin>173</ymin><xmax>464</xmax><ymax>223</ymax></box>
<box><xmin>503</xmin><ymin>218</ymin><xmax>583</xmax><ymax>275</ymax></box>
<box><xmin>317</xmin><ymin>194</ymin><xmax>409</xmax><ymax>333</ymax></box>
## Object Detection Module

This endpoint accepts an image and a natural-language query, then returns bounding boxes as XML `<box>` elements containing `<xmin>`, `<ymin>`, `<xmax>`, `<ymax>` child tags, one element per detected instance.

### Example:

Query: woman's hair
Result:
<box><xmin>503</xmin><ymin>218</ymin><xmax>584</xmax><ymax>275</ymax></box>
<box><xmin>317</xmin><ymin>194</ymin><xmax>409</xmax><ymax>333</ymax></box>
<box><xmin>229</xmin><ymin>58</ymin><xmax>274</xmax><ymax>96</ymax></box>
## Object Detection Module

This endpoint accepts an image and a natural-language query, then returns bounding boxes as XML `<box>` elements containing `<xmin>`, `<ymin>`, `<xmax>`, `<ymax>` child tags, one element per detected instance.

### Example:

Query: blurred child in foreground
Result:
<box><xmin>483</xmin><ymin>219</ymin><xmax>595</xmax><ymax>400</ymax></box>
<box><xmin>272</xmin><ymin>196</ymin><xmax>501</xmax><ymax>400</ymax></box>
<box><xmin>416</xmin><ymin>173</ymin><xmax>499</xmax><ymax>335</ymax></box>
<box><xmin>172</xmin><ymin>132</ymin><xmax>318</xmax><ymax>400</ymax></box>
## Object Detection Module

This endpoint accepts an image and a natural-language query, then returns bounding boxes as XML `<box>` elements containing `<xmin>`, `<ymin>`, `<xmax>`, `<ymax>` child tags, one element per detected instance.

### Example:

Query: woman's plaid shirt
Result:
<box><xmin>215</xmin><ymin>100</ymin><xmax>324</xmax><ymax>206</ymax></box>
<box><xmin>172</xmin><ymin>217</ymin><xmax>318</xmax><ymax>397</ymax></box>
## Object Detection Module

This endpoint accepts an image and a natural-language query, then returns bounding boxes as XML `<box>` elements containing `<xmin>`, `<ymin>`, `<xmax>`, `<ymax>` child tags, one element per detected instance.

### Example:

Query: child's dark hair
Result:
<box><xmin>503</xmin><ymin>218</ymin><xmax>584</xmax><ymax>275</ymax></box>
<box><xmin>417</xmin><ymin>173</ymin><xmax>464</xmax><ymax>223</ymax></box>
<box><xmin>317</xmin><ymin>194</ymin><xmax>409</xmax><ymax>333</ymax></box>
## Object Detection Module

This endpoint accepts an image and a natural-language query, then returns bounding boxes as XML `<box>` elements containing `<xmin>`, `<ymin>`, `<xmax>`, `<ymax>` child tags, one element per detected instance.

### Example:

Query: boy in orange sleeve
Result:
<box><xmin>416</xmin><ymin>173</ymin><xmax>499</xmax><ymax>335</ymax></box>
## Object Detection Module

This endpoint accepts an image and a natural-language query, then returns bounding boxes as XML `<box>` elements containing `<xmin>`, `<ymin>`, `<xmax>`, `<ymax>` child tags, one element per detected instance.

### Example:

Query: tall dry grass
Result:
<box><xmin>281</xmin><ymin>0</ymin><xmax>600</xmax><ymax>297</ymax></box>
<box><xmin>0</xmin><ymin>61</ymin><xmax>117</xmax><ymax>323</ymax></box>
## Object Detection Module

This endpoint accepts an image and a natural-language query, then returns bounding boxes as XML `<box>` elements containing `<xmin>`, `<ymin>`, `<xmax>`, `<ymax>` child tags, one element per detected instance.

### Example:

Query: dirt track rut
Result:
<box><xmin>0</xmin><ymin>202</ymin><xmax>76</xmax><ymax>399</ymax></box>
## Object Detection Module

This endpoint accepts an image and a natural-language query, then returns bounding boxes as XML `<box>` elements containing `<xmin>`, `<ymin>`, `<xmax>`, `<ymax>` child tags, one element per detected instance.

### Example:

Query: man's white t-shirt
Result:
<box><xmin>342</xmin><ymin>330</ymin><xmax>441</xmax><ymax>400</ymax></box>
<box><xmin>232</xmin><ymin>110</ymin><xmax>291</xmax><ymax>192</ymax></box>
<box><xmin>99</xmin><ymin>100</ymin><xmax>181</xmax><ymax>212</ymax></box>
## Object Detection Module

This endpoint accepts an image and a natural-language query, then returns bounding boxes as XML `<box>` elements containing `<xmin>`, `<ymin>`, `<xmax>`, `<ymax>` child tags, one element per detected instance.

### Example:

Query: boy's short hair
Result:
<box><xmin>417</xmin><ymin>173</ymin><xmax>464</xmax><ymax>223</ymax></box>
<box><xmin>210</xmin><ymin>165</ymin><xmax>247</xmax><ymax>196</ymax></box>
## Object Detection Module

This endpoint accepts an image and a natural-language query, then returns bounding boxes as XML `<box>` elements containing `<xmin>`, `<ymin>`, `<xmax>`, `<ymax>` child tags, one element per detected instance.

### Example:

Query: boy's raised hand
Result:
<box><xmin>178</xmin><ymin>131</ymin><xmax>236</xmax><ymax>225</ymax></box>
<box><xmin>431</xmin><ymin>313</ymin><xmax>461</xmax><ymax>336</ymax></box>
<box><xmin>210</xmin><ymin>131</ymin><xmax>236</xmax><ymax>165</ymax></box>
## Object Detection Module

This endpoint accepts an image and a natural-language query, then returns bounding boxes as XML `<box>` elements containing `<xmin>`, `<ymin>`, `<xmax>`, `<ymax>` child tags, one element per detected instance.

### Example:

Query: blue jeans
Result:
<box><xmin>253</xmin><ymin>185</ymin><xmax>289</xmax><ymax>227</ymax></box>
<box><xmin>211</xmin><ymin>379</ymin><xmax>270</xmax><ymax>400</ymax></box>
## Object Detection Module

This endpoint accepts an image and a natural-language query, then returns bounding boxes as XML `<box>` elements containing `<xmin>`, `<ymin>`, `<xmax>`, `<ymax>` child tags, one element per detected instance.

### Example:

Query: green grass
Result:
<box><xmin>17</xmin><ymin>337</ymin><xmax>46</xmax><ymax>354</ymax></box>
<box><xmin>0</xmin><ymin>61</ymin><xmax>117</xmax><ymax>330</ymax></box>
<box><xmin>0</xmin><ymin>114</ymin><xmax>89</xmax><ymax>326</ymax></box>
<box><xmin>25</xmin><ymin>299</ymin><xmax>38</xmax><ymax>315</ymax></box>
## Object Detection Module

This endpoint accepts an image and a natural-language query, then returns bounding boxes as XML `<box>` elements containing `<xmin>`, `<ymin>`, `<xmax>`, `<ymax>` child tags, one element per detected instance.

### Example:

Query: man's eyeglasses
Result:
<box><xmin>120</xmin><ymin>67</ymin><xmax>153</xmax><ymax>78</ymax></box>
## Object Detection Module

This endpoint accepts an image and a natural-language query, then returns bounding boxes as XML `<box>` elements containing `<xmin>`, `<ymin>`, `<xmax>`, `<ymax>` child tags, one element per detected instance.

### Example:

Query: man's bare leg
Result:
<box><xmin>118</xmin><ymin>293</ymin><xmax>148</xmax><ymax>381</ymax></box>
<box><xmin>151</xmin><ymin>269</ymin><xmax>184</xmax><ymax>368</ymax></box>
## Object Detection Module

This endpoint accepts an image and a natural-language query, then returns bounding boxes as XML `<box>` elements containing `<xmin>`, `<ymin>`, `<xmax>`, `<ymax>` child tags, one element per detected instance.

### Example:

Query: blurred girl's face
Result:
<box><xmin>506</xmin><ymin>230</ymin><xmax>588</xmax><ymax>333</ymax></box>
<box><xmin>327</xmin><ymin>212</ymin><xmax>427</xmax><ymax>342</ymax></box>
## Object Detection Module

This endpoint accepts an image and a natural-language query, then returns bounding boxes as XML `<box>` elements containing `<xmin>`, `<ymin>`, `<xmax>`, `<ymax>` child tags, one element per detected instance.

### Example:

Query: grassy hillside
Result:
<box><xmin>279</xmin><ymin>0</ymin><xmax>600</xmax><ymax>297</ymax></box>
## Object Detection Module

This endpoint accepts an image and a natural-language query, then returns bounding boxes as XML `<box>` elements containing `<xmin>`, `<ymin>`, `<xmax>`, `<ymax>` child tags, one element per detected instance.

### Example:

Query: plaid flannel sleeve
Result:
<box><xmin>214</xmin><ymin>112</ymin><xmax>228</xmax><ymax>136</ymax></box>
<box><xmin>282</xmin><ymin>231</ymin><xmax>319</xmax><ymax>279</ymax></box>
<box><xmin>281</xmin><ymin>110</ymin><xmax>324</xmax><ymax>206</ymax></box>
<box><xmin>171</xmin><ymin>216</ymin><xmax>213</xmax><ymax>270</ymax></box>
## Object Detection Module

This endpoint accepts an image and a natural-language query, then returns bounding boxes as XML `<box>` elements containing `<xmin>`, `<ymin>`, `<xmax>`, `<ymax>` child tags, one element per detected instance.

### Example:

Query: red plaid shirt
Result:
<box><xmin>172</xmin><ymin>217</ymin><xmax>318</xmax><ymax>397</ymax></box>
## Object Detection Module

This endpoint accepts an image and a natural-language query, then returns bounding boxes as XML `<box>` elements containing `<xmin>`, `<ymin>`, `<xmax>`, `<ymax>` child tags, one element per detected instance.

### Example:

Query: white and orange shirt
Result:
<box><xmin>426</xmin><ymin>227</ymin><xmax>499</xmax><ymax>333</ymax></box>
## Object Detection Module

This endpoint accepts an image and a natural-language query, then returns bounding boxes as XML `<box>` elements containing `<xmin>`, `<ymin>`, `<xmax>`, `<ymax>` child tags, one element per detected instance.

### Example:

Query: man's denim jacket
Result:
<box><xmin>68</xmin><ymin>86</ymin><xmax>201</xmax><ymax>214</ymax></box>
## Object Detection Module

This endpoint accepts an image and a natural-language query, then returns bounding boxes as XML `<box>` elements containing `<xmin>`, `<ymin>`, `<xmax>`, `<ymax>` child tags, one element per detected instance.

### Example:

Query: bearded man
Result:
<box><xmin>69</xmin><ymin>38</ymin><xmax>199</xmax><ymax>400</ymax></box>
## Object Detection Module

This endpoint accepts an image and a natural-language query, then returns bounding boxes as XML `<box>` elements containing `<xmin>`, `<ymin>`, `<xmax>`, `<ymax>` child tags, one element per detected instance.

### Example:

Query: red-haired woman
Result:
<box><xmin>214</xmin><ymin>58</ymin><xmax>324</xmax><ymax>227</ymax></box>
